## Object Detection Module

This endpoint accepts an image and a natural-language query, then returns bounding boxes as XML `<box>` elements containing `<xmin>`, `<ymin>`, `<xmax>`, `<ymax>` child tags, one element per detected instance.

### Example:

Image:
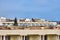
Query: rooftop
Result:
<box><xmin>0</xmin><ymin>25</ymin><xmax>60</xmax><ymax>30</ymax></box>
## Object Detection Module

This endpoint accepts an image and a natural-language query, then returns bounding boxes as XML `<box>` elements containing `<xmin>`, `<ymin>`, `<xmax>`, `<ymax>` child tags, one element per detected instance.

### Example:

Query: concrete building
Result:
<box><xmin>0</xmin><ymin>17</ymin><xmax>59</xmax><ymax>40</ymax></box>
<box><xmin>0</xmin><ymin>18</ymin><xmax>57</xmax><ymax>27</ymax></box>
<box><xmin>0</xmin><ymin>17</ymin><xmax>57</xmax><ymax>27</ymax></box>
<box><xmin>0</xmin><ymin>25</ymin><xmax>60</xmax><ymax>40</ymax></box>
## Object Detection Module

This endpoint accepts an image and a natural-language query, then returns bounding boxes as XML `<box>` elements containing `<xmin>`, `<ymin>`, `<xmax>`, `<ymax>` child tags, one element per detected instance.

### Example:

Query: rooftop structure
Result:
<box><xmin>0</xmin><ymin>17</ymin><xmax>57</xmax><ymax>27</ymax></box>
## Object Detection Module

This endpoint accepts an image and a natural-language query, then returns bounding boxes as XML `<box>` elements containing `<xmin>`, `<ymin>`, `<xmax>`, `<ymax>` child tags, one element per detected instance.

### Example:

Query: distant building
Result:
<box><xmin>0</xmin><ymin>17</ymin><xmax>57</xmax><ymax>27</ymax></box>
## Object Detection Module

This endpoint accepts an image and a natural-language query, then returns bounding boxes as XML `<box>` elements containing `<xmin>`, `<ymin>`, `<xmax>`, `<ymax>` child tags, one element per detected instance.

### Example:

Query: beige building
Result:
<box><xmin>0</xmin><ymin>25</ymin><xmax>60</xmax><ymax>40</ymax></box>
<box><xmin>0</xmin><ymin>17</ymin><xmax>59</xmax><ymax>40</ymax></box>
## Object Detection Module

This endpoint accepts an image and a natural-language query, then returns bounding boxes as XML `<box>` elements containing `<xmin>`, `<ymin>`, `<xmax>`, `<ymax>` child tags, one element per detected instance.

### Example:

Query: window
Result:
<box><xmin>2</xmin><ymin>36</ymin><xmax>10</xmax><ymax>40</ymax></box>
<box><xmin>32</xmin><ymin>23</ymin><xmax>36</xmax><ymax>26</ymax></box>
<box><xmin>35</xmin><ymin>23</ymin><xmax>40</xmax><ymax>26</ymax></box>
<box><xmin>6</xmin><ymin>36</ymin><xmax>10</xmax><ymax>40</ymax></box>
<box><xmin>45</xmin><ymin>35</ymin><xmax>47</xmax><ymax>40</ymax></box>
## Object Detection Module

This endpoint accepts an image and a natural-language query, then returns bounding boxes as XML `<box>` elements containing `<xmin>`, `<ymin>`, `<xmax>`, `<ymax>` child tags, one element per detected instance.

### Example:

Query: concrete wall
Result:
<box><xmin>0</xmin><ymin>29</ymin><xmax>60</xmax><ymax>40</ymax></box>
<box><xmin>10</xmin><ymin>35</ymin><xmax>19</xmax><ymax>40</ymax></box>
<box><xmin>47</xmin><ymin>35</ymin><xmax>57</xmax><ymax>40</ymax></box>
<box><xmin>0</xmin><ymin>29</ymin><xmax>60</xmax><ymax>35</ymax></box>
<box><xmin>29</xmin><ymin>35</ymin><xmax>40</xmax><ymax>40</ymax></box>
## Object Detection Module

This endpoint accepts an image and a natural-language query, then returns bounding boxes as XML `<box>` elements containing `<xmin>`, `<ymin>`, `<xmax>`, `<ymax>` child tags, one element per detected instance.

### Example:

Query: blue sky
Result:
<box><xmin>0</xmin><ymin>0</ymin><xmax>60</xmax><ymax>21</ymax></box>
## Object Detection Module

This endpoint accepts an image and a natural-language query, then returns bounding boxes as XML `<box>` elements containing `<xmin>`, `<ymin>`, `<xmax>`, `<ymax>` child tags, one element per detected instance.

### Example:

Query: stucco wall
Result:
<box><xmin>29</xmin><ymin>35</ymin><xmax>40</xmax><ymax>40</ymax></box>
<box><xmin>0</xmin><ymin>29</ymin><xmax>60</xmax><ymax>35</ymax></box>
<box><xmin>10</xmin><ymin>35</ymin><xmax>19</xmax><ymax>40</ymax></box>
<box><xmin>47</xmin><ymin>35</ymin><xmax>57</xmax><ymax>40</ymax></box>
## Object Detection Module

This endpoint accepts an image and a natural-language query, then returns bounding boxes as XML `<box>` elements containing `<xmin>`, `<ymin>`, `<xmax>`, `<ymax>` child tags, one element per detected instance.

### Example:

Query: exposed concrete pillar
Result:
<box><xmin>41</xmin><ymin>35</ymin><xmax>45</xmax><ymax>40</ymax></box>
<box><xmin>43</xmin><ymin>35</ymin><xmax>45</xmax><ymax>40</ymax></box>
<box><xmin>57</xmin><ymin>35</ymin><xmax>59</xmax><ymax>40</ymax></box>
<box><xmin>3</xmin><ymin>35</ymin><xmax>6</xmax><ymax>40</ymax></box>
<box><xmin>40</xmin><ymin>35</ymin><xmax>41</xmax><ymax>40</ymax></box>
<box><xmin>23</xmin><ymin>36</ymin><xmax>25</xmax><ymax>40</ymax></box>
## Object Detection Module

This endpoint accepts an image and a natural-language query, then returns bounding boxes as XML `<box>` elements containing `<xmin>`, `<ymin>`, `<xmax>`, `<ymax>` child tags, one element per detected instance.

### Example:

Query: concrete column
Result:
<box><xmin>40</xmin><ymin>35</ymin><xmax>41</xmax><ymax>40</ymax></box>
<box><xmin>3</xmin><ymin>35</ymin><xmax>5</xmax><ymax>40</ymax></box>
<box><xmin>57</xmin><ymin>35</ymin><xmax>59</xmax><ymax>40</ymax></box>
<box><xmin>24</xmin><ymin>36</ymin><xmax>25</xmax><ymax>40</ymax></box>
<box><xmin>41</xmin><ymin>35</ymin><xmax>45</xmax><ymax>40</ymax></box>
<box><xmin>43</xmin><ymin>35</ymin><xmax>45</xmax><ymax>40</ymax></box>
